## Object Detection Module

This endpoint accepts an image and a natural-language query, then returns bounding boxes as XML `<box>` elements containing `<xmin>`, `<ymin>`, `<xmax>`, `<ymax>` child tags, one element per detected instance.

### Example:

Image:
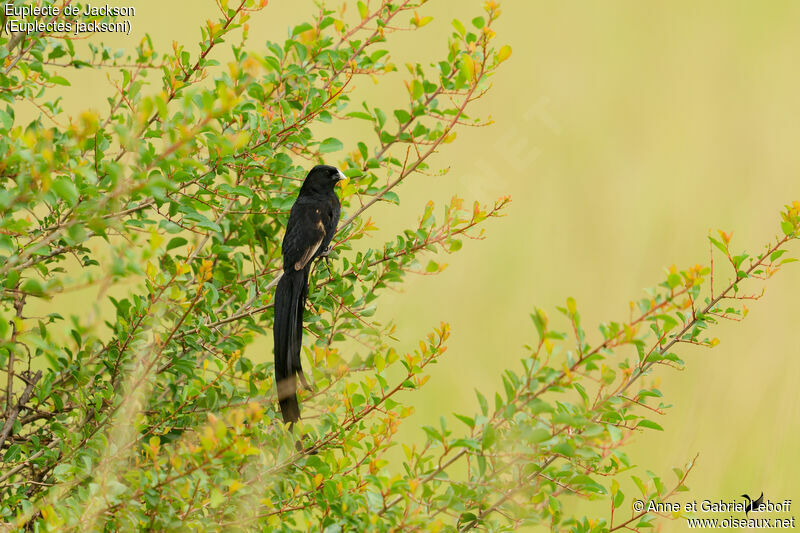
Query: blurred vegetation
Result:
<box><xmin>0</xmin><ymin>0</ymin><xmax>798</xmax><ymax>531</ymax></box>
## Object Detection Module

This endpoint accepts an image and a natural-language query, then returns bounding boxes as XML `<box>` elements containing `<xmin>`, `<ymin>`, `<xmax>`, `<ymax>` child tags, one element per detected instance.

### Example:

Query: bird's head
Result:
<box><xmin>300</xmin><ymin>164</ymin><xmax>346</xmax><ymax>195</ymax></box>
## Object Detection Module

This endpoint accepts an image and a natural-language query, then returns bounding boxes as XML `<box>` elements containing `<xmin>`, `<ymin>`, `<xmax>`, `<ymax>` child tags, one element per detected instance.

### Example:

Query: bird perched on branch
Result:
<box><xmin>274</xmin><ymin>164</ymin><xmax>344</xmax><ymax>428</ymax></box>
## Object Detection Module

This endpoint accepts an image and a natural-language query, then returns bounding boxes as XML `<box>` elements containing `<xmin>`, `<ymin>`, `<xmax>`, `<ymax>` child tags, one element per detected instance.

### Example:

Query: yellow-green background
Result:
<box><xmin>34</xmin><ymin>0</ymin><xmax>800</xmax><ymax>528</ymax></box>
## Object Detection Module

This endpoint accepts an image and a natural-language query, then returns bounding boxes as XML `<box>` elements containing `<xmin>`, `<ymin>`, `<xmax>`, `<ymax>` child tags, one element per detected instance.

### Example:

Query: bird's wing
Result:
<box><xmin>293</xmin><ymin>219</ymin><xmax>325</xmax><ymax>270</ymax></box>
<box><xmin>282</xmin><ymin>204</ymin><xmax>326</xmax><ymax>271</ymax></box>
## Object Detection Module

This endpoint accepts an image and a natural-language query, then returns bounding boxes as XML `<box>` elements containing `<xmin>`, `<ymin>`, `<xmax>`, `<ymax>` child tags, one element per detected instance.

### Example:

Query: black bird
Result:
<box><xmin>742</xmin><ymin>492</ymin><xmax>764</xmax><ymax>516</ymax></box>
<box><xmin>274</xmin><ymin>164</ymin><xmax>344</xmax><ymax>427</ymax></box>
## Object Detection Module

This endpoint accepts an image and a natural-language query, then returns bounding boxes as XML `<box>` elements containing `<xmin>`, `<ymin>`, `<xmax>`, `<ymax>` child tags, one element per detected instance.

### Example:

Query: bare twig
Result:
<box><xmin>0</xmin><ymin>370</ymin><xmax>42</xmax><ymax>452</ymax></box>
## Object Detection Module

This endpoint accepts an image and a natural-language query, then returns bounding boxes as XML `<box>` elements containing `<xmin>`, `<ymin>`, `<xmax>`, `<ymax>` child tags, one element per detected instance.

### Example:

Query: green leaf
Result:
<box><xmin>0</xmin><ymin>234</ymin><xmax>13</xmax><ymax>253</ymax></box>
<box><xmin>292</xmin><ymin>22</ymin><xmax>313</xmax><ymax>36</ymax></box>
<box><xmin>553</xmin><ymin>442</ymin><xmax>574</xmax><ymax>457</ymax></box>
<box><xmin>375</xmin><ymin>108</ymin><xmax>387</xmax><ymax>128</ymax></box>
<box><xmin>319</xmin><ymin>137</ymin><xmax>343</xmax><ymax>154</ymax></box>
<box><xmin>357</xmin><ymin>142</ymin><xmax>369</xmax><ymax>160</ymax></box>
<box><xmin>573</xmin><ymin>382</ymin><xmax>589</xmax><ymax>407</ymax></box>
<box><xmin>637</xmin><ymin>419</ymin><xmax>664</xmax><ymax>431</ymax></box>
<box><xmin>454</xmin><ymin>414</ymin><xmax>474</xmax><ymax>428</ymax></box>
<box><xmin>475</xmin><ymin>389</ymin><xmax>488</xmax><ymax>416</ymax></box>
<box><xmin>22</xmin><ymin>278</ymin><xmax>44</xmax><ymax>296</ymax></box>
<box><xmin>571</xmin><ymin>475</ymin><xmax>607</xmax><ymax>494</ymax></box>
<box><xmin>66</xmin><ymin>224</ymin><xmax>87</xmax><ymax>244</ymax></box>
<box><xmin>394</xmin><ymin>109</ymin><xmax>411</xmax><ymax>123</ymax></box>
<box><xmin>566</xmin><ymin>296</ymin><xmax>577</xmax><ymax>315</ymax></box>
<box><xmin>451</xmin><ymin>438</ymin><xmax>480</xmax><ymax>451</ymax></box>
<box><xmin>209</xmin><ymin>488</ymin><xmax>225</xmax><ymax>508</ymax></box>
<box><xmin>410</xmin><ymin>80</ymin><xmax>424</xmax><ymax>100</ymax></box>
<box><xmin>167</xmin><ymin>237</ymin><xmax>188</xmax><ymax>251</ymax></box>
<box><xmin>613</xmin><ymin>489</ymin><xmax>625</xmax><ymax>509</ymax></box>
<box><xmin>357</xmin><ymin>1</ymin><xmax>369</xmax><ymax>20</ymax></box>
<box><xmin>481</xmin><ymin>425</ymin><xmax>497</xmax><ymax>450</ymax></box>
<box><xmin>51</xmin><ymin>177</ymin><xmax>79</xmax><ymax>206</ymax></box>
<box><xmin>184</xmin><ymin>213</ymin><xmax>221</xmax><ymax>233</ymax></box>
<box><xmin>607</xmin><ymin>424</ymin><xmax>623</xmax><ymax>443</ymax></box>
<box><xmin>529</xmin><ymin>428</ymin><xmax>552</xmax><ymax>443</ymax></box>
<box><xmin>631</xmin><ymin>475</ymin><xmax>647</xmax><ymax>496</ymax></box>
<box><xmin>0</xmin><ymin>106</ymin><xmax>13</xmax><ymax>130</ymax></box>
<box><xmin>496</xmin><ymin>45</ymin><xmax>512</xmax><ymax>63</ymax></box>
<box><xmin>708</xmin><ymin>236</ymin><xmax>727</xmax><ymax>254</ymax></box>
<box><xmin>770</xmin><ymin>249</ymin><xmax>788</xmax><ymax>261</ymax></box>
<box><xmin>347</xmin><ymin>111</ymin><xmax>373</xmax><ymax>121</ymax></box>
<box><xmin>3</xmin><ymin>444</ymin><xmax>21</xmax><ymax>462</ymax></box>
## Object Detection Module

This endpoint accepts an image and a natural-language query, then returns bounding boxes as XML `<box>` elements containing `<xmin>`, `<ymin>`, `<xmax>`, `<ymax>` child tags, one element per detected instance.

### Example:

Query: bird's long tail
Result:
<box><xmin>273</xmin><ymin>269</ymin><xmax>308</xmax><ymax>426</ymax></box>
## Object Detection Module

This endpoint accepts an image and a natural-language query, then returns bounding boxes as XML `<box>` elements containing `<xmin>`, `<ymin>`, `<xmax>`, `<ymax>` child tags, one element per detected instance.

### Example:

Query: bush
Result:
<box><xmin>0</xmin><ymin>1</ymin><xmax>797</xmax><ymax>531</ymax></box>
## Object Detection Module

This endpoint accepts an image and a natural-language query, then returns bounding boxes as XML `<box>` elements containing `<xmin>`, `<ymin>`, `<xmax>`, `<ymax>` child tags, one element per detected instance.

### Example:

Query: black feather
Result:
<box><xmin>273</xmin><ymin>165</ymin><xmax>343</xmax><ymax>428</ymax></box>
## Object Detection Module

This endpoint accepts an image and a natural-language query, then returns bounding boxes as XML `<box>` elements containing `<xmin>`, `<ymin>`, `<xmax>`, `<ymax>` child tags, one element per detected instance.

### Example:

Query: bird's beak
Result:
<box><xmin>335</xmin><ymin>169</ymin><xmax>347</xmax><ymax>187</ymax></box>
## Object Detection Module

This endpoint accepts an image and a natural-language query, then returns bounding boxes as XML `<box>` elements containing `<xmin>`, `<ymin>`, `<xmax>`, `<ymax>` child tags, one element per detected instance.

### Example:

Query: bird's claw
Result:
<box><xmin>317</xmin><ymin>246</ymin><xmax>334</xmax><ymax>277</ymax></box>
<box><xmin>295</xmin><ymin>434</ymin><xmax>319</xmax><ymax>455</ymax></box>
